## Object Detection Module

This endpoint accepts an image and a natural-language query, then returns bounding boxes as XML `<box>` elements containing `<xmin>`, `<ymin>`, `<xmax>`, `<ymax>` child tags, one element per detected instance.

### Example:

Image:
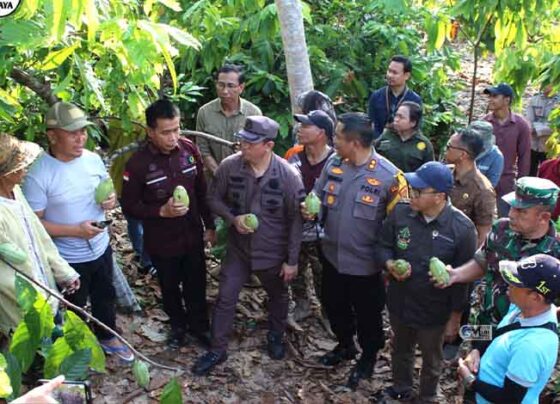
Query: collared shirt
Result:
<box><xmin>314</xmin><ymin>150</ymin><xmax>408</xmax><ymax>276</ymax></box>
<box><xmin>374</xmin><ymin>129</ymin><xmax>434</xmax><ymax>173</ymax></box>
<box><xmin>477</xmin><ymin>304</ymin><xmax>558</xmax><ymax>404</ymax></box>
<box><xmin>476</xmin><ymin>145</ymin><xmax>504</xmax><ymax>188</ymax></box>
<box><xmin>209</xmin><ymin>152</ymin><xmax>305</xmax><ymax>270</ymax></box>
<box><xmin>450</xmin><ymin>167</ymin><xmax>496</xmax><ymax>227</ymax></box>
<box><xmin>377</xmin><ymin>202</ymin><xmax>476</xmax><ymax>327</ymax></box>
<box><xmin>196</xmin><ymin>97</ymin><xmax>262</xmax><ymax>163</ymax></box>
<box><xmin>286</xmin><ymin>147</ymin><xmax>334</xmax><ymax>242</ymax></box>
<box><xmin>121</xmin><ymin>138</ymin><xmax>214</xmax><ymax>258</ymax></box>
<box><xmin>537</xmin><ymin>158</ymin><xmax>560</xmax><ymax>219</ymax></box>
<box><xmin>470</xmin><ymin>218</ymin><xmax>560</xmax><ymax>326</ymax></box>
<box><xmin>367</xmin><ymin>86</ymin><xmax>422</xmax><ymax>138</ymax></box>
<box><xmin>484</xmin><ymin>112</ymin><xmax>531</xmax><ymax>196</ymax></box>
<box><xmin>525</xmin><ymin>94</ymin><xmax>560</xmax><ymax>152</ymax></box>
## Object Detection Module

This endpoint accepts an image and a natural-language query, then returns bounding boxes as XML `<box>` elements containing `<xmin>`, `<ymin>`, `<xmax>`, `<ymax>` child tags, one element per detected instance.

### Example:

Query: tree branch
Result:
<box><xmin>0</xmin><ymin>257</ymin><xmax>181</xmax><ymax>372</ymax></box>
<box><xmin>9</xmin><ymin>68</ymin><xmax>59</xmax><ymax>106</ymax></box>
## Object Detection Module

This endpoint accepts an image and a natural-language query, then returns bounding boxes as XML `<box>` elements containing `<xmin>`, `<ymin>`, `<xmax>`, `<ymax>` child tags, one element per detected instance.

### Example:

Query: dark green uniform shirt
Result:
<box><xmin>375</xmin><ymin>130</ymin><xmax>435</xmax><ymax>173</ymax></box>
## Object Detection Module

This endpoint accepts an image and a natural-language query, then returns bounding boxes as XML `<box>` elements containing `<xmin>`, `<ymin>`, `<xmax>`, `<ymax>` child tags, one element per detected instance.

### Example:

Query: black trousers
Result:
<box><xmin>151</xmin><ymin>251</ymin><xmax>209</xmax><ymax>334</ymax></box>
<box><xmin>319</xmin><ymin>250</ymin><xmax>386</xmax><ymax>359</ymax></box>
<box><xmin>67</xmin><ymin>246</ymin><xmax>116</xmax><ymax>340</ymax></box>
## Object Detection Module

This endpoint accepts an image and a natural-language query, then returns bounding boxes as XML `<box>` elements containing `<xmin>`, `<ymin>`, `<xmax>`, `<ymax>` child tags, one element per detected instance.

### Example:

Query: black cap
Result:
<box><xmin>294</xmin><ymin>110</ymin><xmax>334</xmax><ymax>139</ymax></box>
<box><xmin>483</xmin><ymin>83</ymin><xmax>514</xmax><ymax>98</ymax></box>
<box><xmin>500</xmin><ymin>254</ymin><xmax>560</xmax><ymax>301</ymax></box>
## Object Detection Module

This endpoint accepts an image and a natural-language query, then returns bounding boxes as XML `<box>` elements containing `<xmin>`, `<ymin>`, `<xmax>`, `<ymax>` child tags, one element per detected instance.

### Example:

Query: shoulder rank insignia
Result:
<box><xmin>367</xmin><ymin>159</ymin><xmax>377</xmax><ymax>171</ymax></box>
<box><xmin>417</xmin><ymin>142</ymin><xmax>426</xmax><ymax>151</ymax></box>
<box><xmin>331</xmin><ymin>167</ymin><xmax>344</xmax><ymax>175</ymax></box>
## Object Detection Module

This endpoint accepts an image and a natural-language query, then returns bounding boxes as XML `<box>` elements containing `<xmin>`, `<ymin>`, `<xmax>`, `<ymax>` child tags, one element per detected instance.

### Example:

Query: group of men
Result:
<box><xmin>4</xmin><ymin>54</ymin><xmax>560</xmax><ymax>402</ymax></box>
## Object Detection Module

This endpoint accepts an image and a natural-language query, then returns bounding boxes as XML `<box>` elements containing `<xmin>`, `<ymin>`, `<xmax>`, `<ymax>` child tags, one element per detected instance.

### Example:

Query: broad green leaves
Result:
<box><xmin>160</xmin><ymin>378</ymin><xmax>182</xmax><ymax>404</ymax></box>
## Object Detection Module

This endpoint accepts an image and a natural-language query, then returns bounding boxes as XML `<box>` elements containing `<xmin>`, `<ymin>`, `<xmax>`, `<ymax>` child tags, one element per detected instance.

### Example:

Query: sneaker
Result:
<box><xmin>192</xmin><ymin>351</ymin><xmax>227</xmax><ymax>376</ymax></box>
<box><xmin>266</xmin><ymin>331</ymin><xmax>286</xmax><ymax>360</ymax></box>
<box><xmin>318</xmin><ymin>343</ymin><xmax>358</xmax><ymax>366</ymax></box>
<box><xmin>100</xmin><ymin>338</ymin><xmax>135</xmax><ymax>364</ymax></box>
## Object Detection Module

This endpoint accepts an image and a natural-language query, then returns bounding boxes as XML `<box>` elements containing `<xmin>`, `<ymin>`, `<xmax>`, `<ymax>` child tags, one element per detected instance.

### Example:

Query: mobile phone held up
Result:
<box><xmin>91</xmin><ymin>219</ymin><xmax>113</xmax><ymax>229</ymax></box>
<box><xmin>38</xmin><ymin>379</ymin><xmax>92</xmax><ymax>404</ymax></box>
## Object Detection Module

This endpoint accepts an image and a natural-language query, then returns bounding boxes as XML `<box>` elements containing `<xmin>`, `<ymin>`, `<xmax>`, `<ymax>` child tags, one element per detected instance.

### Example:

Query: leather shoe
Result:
<box><xmin>189</xmin><ymin>330</ymin><xmax>211</xmax><ymax>348</ymax></box>
<box><xmin>267</xmin><ymin>331</ymin><xmax>286</xmax><ymax>360</ymax></box>
<box><xmin>346</xmin><ymin>357</ymin><xmax>375</xmax><ymax>390</ymax></box>
<box><xmin>319</xmin><ymin>343</ymin><xmax>358</xmax><ymax>366</ymax></box>
<box><xmin>167</xmin><ymin>329</ymin><xmax>185</xmax><ymax>349</ymax></box>
<box><xmin>192</xmin><ymin>351</ymin><xmax>227</xmax><ymax>376</ymax></box>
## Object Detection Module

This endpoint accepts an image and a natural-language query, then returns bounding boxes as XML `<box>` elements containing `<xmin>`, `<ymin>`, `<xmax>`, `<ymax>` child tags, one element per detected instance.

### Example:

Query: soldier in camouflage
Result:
<box><xmin>436</xmin><ymin>177</ymin><xmax>560</xmax><ymax>328</ymax></box>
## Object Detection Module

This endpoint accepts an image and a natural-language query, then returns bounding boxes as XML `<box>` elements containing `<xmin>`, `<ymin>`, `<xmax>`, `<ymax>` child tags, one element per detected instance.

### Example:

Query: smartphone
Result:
<box><xmin>91</xmin><ymin>219</ymin><xmax>113</xmax><ymax>229</ymax></box>
<box><xmin>38</xmin><ymin>379</ymin><xmax>92</xmax><ymax>404</ymax></box>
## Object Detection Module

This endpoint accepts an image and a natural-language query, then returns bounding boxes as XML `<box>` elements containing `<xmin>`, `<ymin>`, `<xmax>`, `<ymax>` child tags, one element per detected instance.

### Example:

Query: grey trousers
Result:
<box><xmin>210</xmin><ymin>252</ymin><xmax>288</xmax><ymax>353</ymax></box>
<box><xmin>390</xmin><ymin>314</ymin><xmax>445</xmax><ymax>400</ymax></box>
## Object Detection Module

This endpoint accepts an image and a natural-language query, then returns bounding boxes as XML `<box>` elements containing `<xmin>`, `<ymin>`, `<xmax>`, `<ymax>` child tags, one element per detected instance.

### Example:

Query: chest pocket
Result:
<box><xmin>352</xmin><ymin>192</ymin><xmax>379</xmax><ymax>220</ymax></box>
<box><xmin>145</xmin><ymin>171</ymin><xmax>169</xmax><ymax>201</ymax></box>
<box><xmin>431</xmin><ymin>231</ymin><xmax>456</xmax><ymax>264</ymax></box>
<box><xmin>322</xmin><ymin>180</ymin><xmax>341</xmax><ymax>210</ymax></box>
<box><xmin>261</xmin><ymin>178</ymin><xmax>285</xmax><ymax>216</ymax></box>
<box><xmin>227</xmin><ymin>176</ymin><xmax>247</xmax><ymax>214</ymax></box>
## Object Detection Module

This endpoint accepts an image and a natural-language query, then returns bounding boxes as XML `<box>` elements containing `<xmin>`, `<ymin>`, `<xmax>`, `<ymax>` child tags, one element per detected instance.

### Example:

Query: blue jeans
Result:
<box><xmin>124</xmin><ymin>213</ymin><xmax>152</xmax><ymax>268</ymax></box>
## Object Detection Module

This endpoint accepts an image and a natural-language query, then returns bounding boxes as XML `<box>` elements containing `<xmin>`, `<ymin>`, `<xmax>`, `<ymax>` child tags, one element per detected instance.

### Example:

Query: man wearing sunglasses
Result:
<box><xmin>445</xmin><ymin>128</ymin><xmax>496</xmax><ymax>247</ymax></box>
<box><xmin>377</xmin><ymin>161</ymin><xmax>477</xmax><ymax>402</ymax></box>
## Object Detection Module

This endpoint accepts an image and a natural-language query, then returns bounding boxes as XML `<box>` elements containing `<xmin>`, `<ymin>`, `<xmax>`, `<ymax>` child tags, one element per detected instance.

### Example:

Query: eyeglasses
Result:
<box><xmin>446</xmin><ymin>142</ymin><xmax>470</xmax><ymax>153</ymax></box>
<box><xmin>216</xmin><ymin>82</ymin><xmax>240</xmax><ymax>90</ymax></box>
<box><xmin>409</xmin><ymin>187</ymin><xmax>440</xmax><ymax>198</ymax></box>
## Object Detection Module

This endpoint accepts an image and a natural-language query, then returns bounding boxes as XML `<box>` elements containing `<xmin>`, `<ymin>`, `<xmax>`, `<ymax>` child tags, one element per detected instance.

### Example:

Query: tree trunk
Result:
<box><xmin>275</xmin><ymin>0</ymin><xmax>314</xmax><ymax>113</ymax></box>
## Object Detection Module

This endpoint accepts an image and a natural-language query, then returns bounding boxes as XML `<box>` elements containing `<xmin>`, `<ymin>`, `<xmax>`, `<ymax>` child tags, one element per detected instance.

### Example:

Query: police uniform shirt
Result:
<box><xmin>314</xmin><ymin>150</ymin><xmax>407</xmax><ymax>276</ymax></box>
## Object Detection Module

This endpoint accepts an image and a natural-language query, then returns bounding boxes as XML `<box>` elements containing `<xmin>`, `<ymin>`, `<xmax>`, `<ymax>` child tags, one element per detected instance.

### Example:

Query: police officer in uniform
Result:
<box><xmin>193</xmin><ymin>116</ymin><xmax>305</xmax><ymax>376</ymax></box>
<box><xmin>305</xmin><ymin>112</ymin><xmax>408</xmax><ymax>389</ymax></box>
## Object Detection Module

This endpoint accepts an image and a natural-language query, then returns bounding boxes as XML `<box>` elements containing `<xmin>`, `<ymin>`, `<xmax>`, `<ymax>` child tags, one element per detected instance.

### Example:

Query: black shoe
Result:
<box><xmin>380</xmin><ymin>386</ymin><xmax>415</xmax><ymax>402</ymax></box>
<box><xmin>266</xmin><ymin>331</ymin><xmax>286</xmax><ymax>360</ymax></box>
<box><xmin>319</xmin><ymin>343</ymin><xmax>358</xmax><ymax>366</ymax></box>
<box><xmin>167</xmin><ymin>329</ymin><xmax>185</xmax><ymax>349</ymax></box>
<box><xmin>346</xmin><ymin>357</ymin><xmax>375</xmax><ymax>390</ymax></box>
<box><xmin>192</xmin><ymin>351</ymin><xmax>227</xmax><ymax>376</ymax></box>
<box><xmin>189</xmin><ymin>330</ymin><xmax>211</xmax><ymax>348</ymax></box>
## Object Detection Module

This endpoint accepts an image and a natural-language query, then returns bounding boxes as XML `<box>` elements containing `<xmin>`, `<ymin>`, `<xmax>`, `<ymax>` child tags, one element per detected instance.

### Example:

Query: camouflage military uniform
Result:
<box><xmin>470</xmin><ymin>218</ymin><xmax>560</xmax><ymax>326</ymax></box>
<box><xmin>470</xmin><ymin>177</ymin><xmax>560</xmax><ymax>326</ymax></box>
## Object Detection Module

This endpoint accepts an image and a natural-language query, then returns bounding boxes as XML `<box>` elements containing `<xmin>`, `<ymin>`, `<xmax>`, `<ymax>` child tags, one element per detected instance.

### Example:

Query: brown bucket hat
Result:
<box><xmin>0</xmin><ymin>133</ymin><xmax>43</xmax><ymax>177</ymax></box>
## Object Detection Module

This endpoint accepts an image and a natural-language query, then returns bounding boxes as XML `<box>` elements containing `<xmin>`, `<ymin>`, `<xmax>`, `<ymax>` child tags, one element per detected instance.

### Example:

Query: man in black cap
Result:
<box><xmin>458</xmin><ymin>254</ymin><xmax>560</xmax><ymax>404</ymax></box>
<box><xmin>483</xmin><ymin>83</ymin><xmax>531</xmax><ymax>216</ymax></box>
<box><xmin>192</xmin><ymin>116</ymin><xmax>305</xmax><ymax>375</ymax></box>
<box><xmin>286</xmin><ymin>110</ymin><xmax>335</xmax><ymax>329</ymax></box>
<box><xmin>378</xmin><ymin>161</ymin><xmax>477</xmax><ymax>402</ymax></box>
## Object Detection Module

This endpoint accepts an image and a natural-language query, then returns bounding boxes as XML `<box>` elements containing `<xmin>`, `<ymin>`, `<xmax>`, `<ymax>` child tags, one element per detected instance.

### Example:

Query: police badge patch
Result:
<box><xmin>397</xmin><ymin>227</ymin><xmax>411</xmax><ymax>250</ymax></box>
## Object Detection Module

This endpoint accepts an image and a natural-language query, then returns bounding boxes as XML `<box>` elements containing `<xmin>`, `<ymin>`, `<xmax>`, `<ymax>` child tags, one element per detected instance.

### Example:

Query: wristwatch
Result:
<box><xmin>463</xmin><ymin>373</ymin><xmax>476</xmax><ymax>389</ymax></box>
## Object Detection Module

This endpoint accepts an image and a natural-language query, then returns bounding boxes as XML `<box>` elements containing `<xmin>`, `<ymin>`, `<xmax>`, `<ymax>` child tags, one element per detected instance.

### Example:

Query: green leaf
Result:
<box><xmin>5</xmin><ymin>353</ymin><xmax>21</xmax><ymax>400</ymax></box>
<box><xmin>0</xmin><ymin>370</ymin><xmax>12</xmax><ymax>398</ymax></box>
<box><xmin>9</xmin><ymin>321</ymin><xmax>36</xmax><ymax>373</ymax></box>
<box><xmin>15</xmin><ymin>275</ymin><xmax>37</xmax><ymax>313</ymax></box>
<box><xmin>156</xmin><ymin>0</ymin><xmax>182</xmax><ymax>12</ymax></box>
<box><xmin>165</xmin><ymin>25</ymin><xmax>201</xmax><ymax>49</ymax></box>
<box><xmin>59</xmin><ymin>348</ymin><xmax>91</xmax><ymax>380</ymax></box>
<box><xmin>43</xmin><ymin>337</ymin><xmax>73</xmax><ymax>378</ymax></box>
<box><xmin>63</xmin><ymin>311</ymin><xmax>105</xmax><ymax>373</ymax></box>
<box><xmin>84</xmin><ymin>0</ymin><xmax>99</xmax><ymax>44</ymax></box>
<box><xmin>160</xmin><ymin>378</ymin><xmax>182</xmax><ymax>404</ymax></box>
<box><xmin>0</xmin><ymin>354</ymin><xmax>6</xmax><ymax>371</ymax></box>
<box><xmin>38</xmin><ymin>43</ymin><xmax>80</xmax><ymax>71</ymax></box>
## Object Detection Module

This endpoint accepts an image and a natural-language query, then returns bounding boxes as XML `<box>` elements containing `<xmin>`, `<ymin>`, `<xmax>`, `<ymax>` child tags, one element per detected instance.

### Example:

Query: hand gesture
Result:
<box><xmin>233</xmin><ymin>215</ymin><xmax>254</xmax><ymax>234</ymax></box>
<box><xmin>280</xmin><ymin>263</ymin><xmax>298</xmax><ymax>282</ymax></box>
<box><xmin>386</xmin><ymin>259</ymin><xmax>411</xmax><ymax>281</ymax></box>
<box><xmin>159</xmin><ymin>197</ymin><xmax>189</xmax><ymax>218</ymax></box>
<box><xmin>100</xmin><ymin>192</ymin><xmax>117</xmax><ymax>210</ymax></box>
<box><xmin>77</xmin><ymin>221</ymin><xmax>104</xmax><ymax>239</ymax></box>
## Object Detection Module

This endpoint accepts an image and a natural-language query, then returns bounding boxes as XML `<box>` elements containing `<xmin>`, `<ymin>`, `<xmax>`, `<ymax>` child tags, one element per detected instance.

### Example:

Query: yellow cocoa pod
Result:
<box><xmin>173</xmin><ymin>186</ymin><xmax>190</xmax><ymax>207</ymax></box>
<box><xmin>244</xmin><ymin>214</ymin><xmax>259</xmax><ymax>231</ymax></box>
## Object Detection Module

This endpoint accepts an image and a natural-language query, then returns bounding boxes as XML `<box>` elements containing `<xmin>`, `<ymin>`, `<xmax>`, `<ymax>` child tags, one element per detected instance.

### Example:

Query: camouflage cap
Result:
<box><xmin>45</xmin><ymin>102</ymin><xmax>95</xmax><ymax>132</ymax></box>
<box><xmin>502</xmin><ymin>177</ymin><xmax>559</xmax><ymax>209</ymax></box>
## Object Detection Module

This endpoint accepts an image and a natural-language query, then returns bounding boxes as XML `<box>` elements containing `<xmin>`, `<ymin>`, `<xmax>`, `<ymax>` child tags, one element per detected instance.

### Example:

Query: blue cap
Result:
<box><xmin>235</xmin><ymin>116</ymin><xmax>279</xmax><ymax>143</ymax></box>
<box><xmin>500</xmin><ymin>254</ymin><xmax>560</xmax><ymax>301</ymax></box>
<box><xmin>484</xmin><ymin>83</ymin><xmax>514</xmax><ymax>98</ymax></box>
<box><xmin>404</xmin><ymin>161</ymin><xmax>453</xmax><ymax>193</ymax></box>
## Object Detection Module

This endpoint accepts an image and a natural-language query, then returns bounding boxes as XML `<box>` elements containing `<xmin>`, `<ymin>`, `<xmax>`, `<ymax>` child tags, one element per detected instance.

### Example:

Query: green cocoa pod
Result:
<box><xmin>393</xmin><ymin>259</ymin><xmax>410</xmax><ymax>276</ymax></box>
<box><xmin>94</xmin><ymin>178</ymin><xmax>115</xmax><ymax>204</ymax></box>
<box><xmin>132</xmin><ymin>359</ymin><xmax>150</xmax><ymax>389</ymax></box>
<box><xmin>244</xmin><ymin>213</ymin><xmax>259</xmax><ymax>231</ymax></box>
<box><xmin>429</xmin><ymin>257</ymin><xmax>449</xmax><ymax>285</ymax></box>
<box><xmin>173</xmin><ymin>185</ymin><xmax>190</xmax><ymax>207</ymax></box>
<box><xmin>304</xmin><ymin>192</ymin><xmax>321</xmax><ymax>215</ymax></box>
<box><xmin>0</xmin><ymin>243</ymin><xmax>27</xmax><ymax>265</ymax></box>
